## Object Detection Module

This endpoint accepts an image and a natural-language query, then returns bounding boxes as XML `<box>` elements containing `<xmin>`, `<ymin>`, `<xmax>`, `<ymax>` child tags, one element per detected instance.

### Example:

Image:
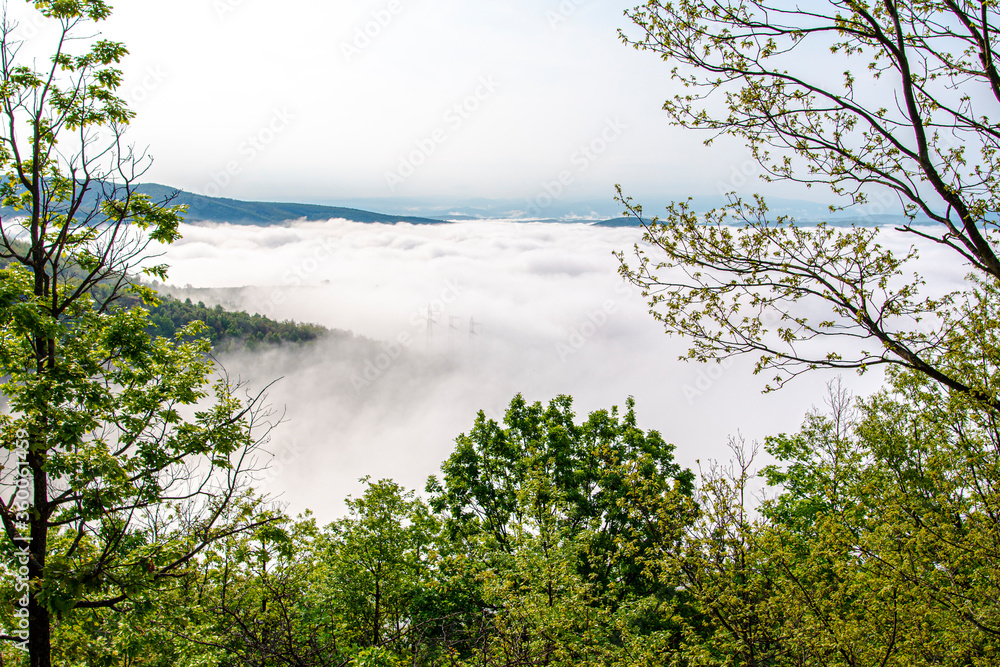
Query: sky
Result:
<box><xmin>7</xmin><ymin>0</ymin><xmax>786</xmax><ymax>208</ymax></box>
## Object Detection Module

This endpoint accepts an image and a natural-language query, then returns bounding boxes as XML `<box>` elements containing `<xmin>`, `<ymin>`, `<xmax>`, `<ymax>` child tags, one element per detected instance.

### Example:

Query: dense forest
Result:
<box><xmin>0</xmin><ymin>236</ymin><xmax>329</xmax><ymax>351</ymax></box>
<box><xmin>8</xmin><ymin>382</ymin><xmax>998</xmax><ymax>666</ymax></box>
<box><xmin>146</xmin><ymin>296</ymin><xmax>332</xmax><ymax>349</ymax></box>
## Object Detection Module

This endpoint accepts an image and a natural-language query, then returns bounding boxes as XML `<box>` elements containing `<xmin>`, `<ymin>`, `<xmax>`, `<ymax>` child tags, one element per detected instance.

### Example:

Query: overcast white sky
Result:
<box><xmin>9</xmin><ymin>0</ymin><xmax>791</xmax><ymax>207</ymax></box>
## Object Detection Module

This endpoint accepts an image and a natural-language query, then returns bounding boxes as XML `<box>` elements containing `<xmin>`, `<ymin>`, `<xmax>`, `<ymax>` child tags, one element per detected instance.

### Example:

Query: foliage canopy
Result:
<box><xmin>617</xmin><ymin>0</ymin><xmax>1000</xmax><ymax>409</ymax></box>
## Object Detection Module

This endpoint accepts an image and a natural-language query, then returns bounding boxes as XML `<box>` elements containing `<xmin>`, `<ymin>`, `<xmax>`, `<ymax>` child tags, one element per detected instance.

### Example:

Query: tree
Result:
<box><xmin>194</xmin><ymin>483</ymin><xmax>440</xmax><ymax>667</ymax></box>
<box><xmin>428</xmin><ymin>394</ymin><xmax>694</xmax><ymax>601</ymax></box>
<box><xmin>0</xmin><ymin>3</ymin><xmax>277</xmax><ymax>665</ymax></box>
<box><xmin>318</xmin><ymin>479</ymin><xmax>436</xmax><ymax>657</ymax></box>
<box><xmin>614</xmin><ymin>6</ymin><xmax>1000</xmax><ymax>660</ymax></box>
<box><xmin>617</xmin><ymin>1</ymin><xmax>1000</xmax><ymax>408</ymax></box>
<box><xmin>663</xmin><ymin>441</ymin><xmax>795</xmax><ymax>667</ymax></box>
<box><xmin>472</xmin><ymin>479</ymin><xmax>623</xmax><ymax>667</ymax></box>
<box><xmin>427</xmin><ymin>394</ymin><xmax>697</xmax><ymax>665</ymax></box>
<box><xmin>661</xmin><ymin>375</ymin><xmax>1000</xmax><ymax>667</ymax></box>
<box><xmin>192</xmin><ymin>516</ymin><xmax>346</xmax><ymax>667</ymax></box>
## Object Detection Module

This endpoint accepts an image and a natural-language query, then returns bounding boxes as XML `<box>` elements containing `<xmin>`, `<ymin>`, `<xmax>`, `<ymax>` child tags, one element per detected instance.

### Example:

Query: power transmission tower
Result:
<box><xmin>422</xmin><ymin>305</ymin><xmax>440</xmax><ymax>348</ymax></box>
<box><xmin>469</xmin><ymin>317</ymin><xmax>483</xmax><ymax>343</ymax></box>
<box><xmin>449</xmin><ymin>316</ymin><xmax>464</xmax><ymax>356</ymax></box>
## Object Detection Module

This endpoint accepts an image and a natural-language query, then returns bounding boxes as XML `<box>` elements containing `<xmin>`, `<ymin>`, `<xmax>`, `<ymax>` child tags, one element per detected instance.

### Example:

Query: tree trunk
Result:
<box><xmin>27</xmin><ymin>492</ymin><xmax>50</xmax><ymax>667</ymax></box>
<box><xmin>373</xmin><ymin>576</ymin><xmax>381</xmax><ymax>646</ymax></box>
<box><xmin>28</xmin><ymin>337</ymin><xmax>52</xmax><ymax>667</ymax></box>
<box><xmin>26</xmin><ymin>600</ymin><xmax>51</xmax><ymax>667</ymax></box>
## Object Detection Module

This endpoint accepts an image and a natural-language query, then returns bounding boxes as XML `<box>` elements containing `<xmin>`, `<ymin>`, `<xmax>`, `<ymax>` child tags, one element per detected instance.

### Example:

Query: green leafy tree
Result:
<box><xmin>318</xmin><ymin>479</ymin><xmax>436</xmax><ymax>658</ymax></box>
<box><xmin>617</xmin><ymin>1</ymin><xmax>1000</xmax><ymax>408</ymax></box>
<box><xmin>429</xmin><ymin>394</ymin><xmax>694</xmax><ymax>601</ymax></box>
<box><xmin>667</xmin><ymin>376</ymin><xmax>1000</xmax><ymax>667</ymax></box>
<box><xmin>143</xmin><ymin>297</ymin><xmax>331</xmax><ymax>350</ymax></box>
<box><xmin>473</xmin><ymin>478</ymin><xmax>619</xmax><ymax>667</ymax></box>
<box><xmin>615</xmin><ymin>4</ymin><xmax>1000</xmax><ymax>662</ymax></box>
<box><xmin>428</xmin><ymin>395</ymin><xmax>697</xmax><ymax>665</ymax></box>
<box><xmin>765</xmin><ymin>374</ymin><xmax>1000</xmax><ymax>664</ymax></box>
<box><xmin>662</xmin><ymin>443</ymin><xmax>792</xmax><ymax>667</ymax></box>
<box><xmin>186</xmin><ymin>516</ymin><xmax>348</xmax><ymax>667</ymax></box>
<box><xmin>144</xmin><ymin>298</ymin><xmax>331</xmax><ymax>351</ymax></box>
<box><xmin>0</xmin><ymin>3</ymin><xmax>277</xmax><ymax>666</ymax></box>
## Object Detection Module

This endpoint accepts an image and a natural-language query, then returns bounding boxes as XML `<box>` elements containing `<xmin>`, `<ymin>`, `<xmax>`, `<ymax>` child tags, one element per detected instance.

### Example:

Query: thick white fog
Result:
<box><xmin>151</xmin><ymin>220</ymin><xmax>967</xmax><ymax>520</ymax></box>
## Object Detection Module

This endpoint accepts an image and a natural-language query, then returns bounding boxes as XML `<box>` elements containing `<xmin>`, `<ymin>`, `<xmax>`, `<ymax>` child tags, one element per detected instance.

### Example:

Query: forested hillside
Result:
<box><xmin>146</xmin><ymin>296</ymin><xmax>333</xmax><ymax>349</ymax></box>
<box><xmin>0</xmin><ymin>243</ymin><xmax>329</xmax><ymax>351</ymax></box>
<box><xmin>133</xmin><ymin>184</ymin><xmax>446</xmax><ymax>226</ymax></box>
<box><xmin>0</xmin><ymin>186</ymin><xmax>446</xmax><ymax>227</ymax></box>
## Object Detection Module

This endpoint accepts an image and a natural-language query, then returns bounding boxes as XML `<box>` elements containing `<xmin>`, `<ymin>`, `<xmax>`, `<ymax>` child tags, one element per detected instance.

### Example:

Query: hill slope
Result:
<box><xmin>136</xmin><ymin>184</ymin><xmax>445</xmax><ymax>225</ymax></box>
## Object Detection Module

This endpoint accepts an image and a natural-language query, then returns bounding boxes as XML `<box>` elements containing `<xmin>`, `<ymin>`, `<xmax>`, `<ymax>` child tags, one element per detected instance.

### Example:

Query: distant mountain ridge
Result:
<box><xmin>593</xmin><ymin>213</ymin><xmax>935</xmax><ymax>228</ymax></box>
<box><xmin>0</xmin><ymin>183</ymin><xmax>936</xmax><ymax>227</ymax></box>
<box><xmin>152</xmin><ymin>186</ymin><xmax>933</xmax><ymax>228</ymax></box>
<box><xmin>297</xmin><ymin>193</ymin><xmax>938</xmax><ymax>227</ymax></box>
<box><xmin>135</xmin><ymin>184</ymin><xmax>447</xmax><ymax>226</ymax></box>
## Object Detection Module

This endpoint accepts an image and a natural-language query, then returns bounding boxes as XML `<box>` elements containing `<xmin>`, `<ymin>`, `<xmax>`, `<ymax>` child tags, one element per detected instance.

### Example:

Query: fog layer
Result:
<box><xmin>153</xmin><ymin>220</ymin><xmax>961</xmax><ymax>519</ymax></box>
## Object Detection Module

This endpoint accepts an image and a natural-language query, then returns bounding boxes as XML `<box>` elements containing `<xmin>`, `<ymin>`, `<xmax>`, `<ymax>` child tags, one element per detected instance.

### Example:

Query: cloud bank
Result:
<box><xmin>152</xmin><ymin>219</ymin><xmax>965</xmax><ymax>519</ymax></box>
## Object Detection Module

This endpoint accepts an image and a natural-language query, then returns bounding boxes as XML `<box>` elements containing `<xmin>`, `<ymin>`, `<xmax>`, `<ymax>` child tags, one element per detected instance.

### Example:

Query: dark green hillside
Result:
<box><xmin>147</xmin><ymin>296</ymin><xmax>337</xmax><ymax>350</ymax></box>
<box><xmin>594</xmin><ymin>217</ymin><xmax>638</xmax><ymax>227</ymax></box>
<box><xmin>0</xmin><ymin>241</ymin><xmax>329</xmax><ymax>349</ymax></box>
<box><xmin>136</xmin><ymin>184</ymin><xmax>446</xmax><ymax>225</ymax></box>
<box><xmin>0</xmin><ymin>183</ymin><xmax>446</xmax><ymax>226</ymax></box>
